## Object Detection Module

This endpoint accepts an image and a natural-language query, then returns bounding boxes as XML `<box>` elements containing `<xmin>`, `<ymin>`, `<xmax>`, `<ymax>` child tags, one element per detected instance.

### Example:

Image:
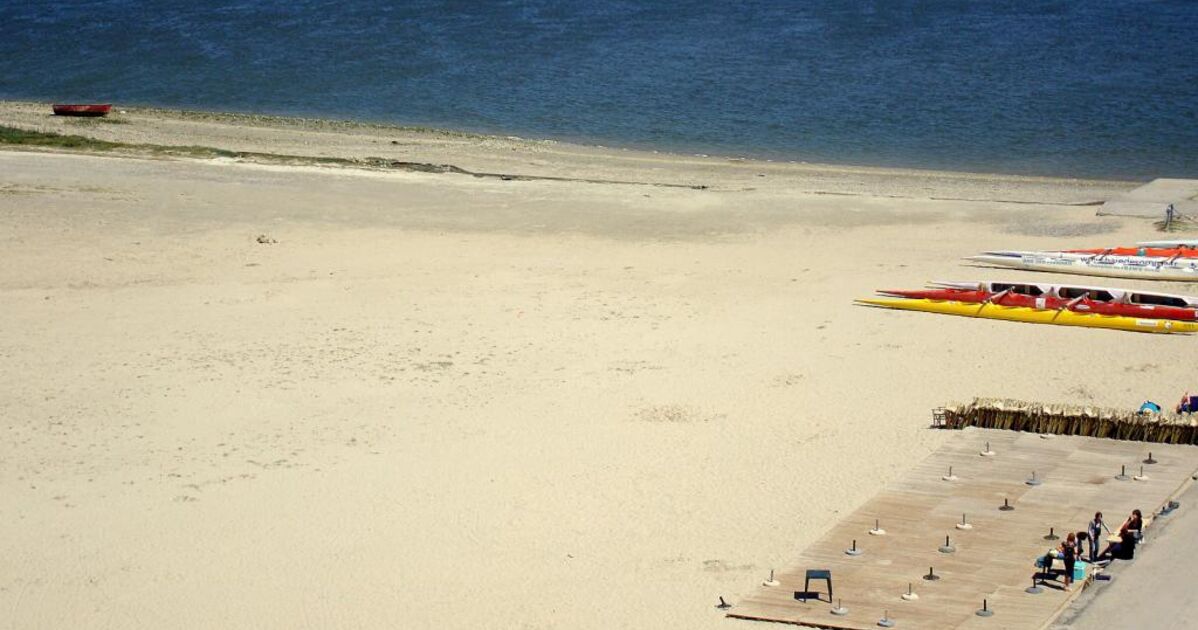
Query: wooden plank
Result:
<box><xmin>728</xmin><ymin>428</ymin><xmax>1198</xmax><ymax>630</ymax></box>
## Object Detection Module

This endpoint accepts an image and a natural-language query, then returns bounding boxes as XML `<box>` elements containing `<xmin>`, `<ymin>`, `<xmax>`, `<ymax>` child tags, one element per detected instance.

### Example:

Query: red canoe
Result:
<box><xmin>878</xmin><ymin>288</ymin><xmax>1198</xmax><ymax>321</ymax></box>
<box><xmin>52</xmin><ymin>104</ymin><xmax>112</xmax><ymax>117</ymax></box>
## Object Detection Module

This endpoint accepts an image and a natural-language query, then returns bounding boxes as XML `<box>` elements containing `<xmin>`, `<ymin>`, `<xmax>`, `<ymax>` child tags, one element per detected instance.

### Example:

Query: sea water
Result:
<box><xmin>1</xmin><ymin>0</ymin><xmax>1196</xmax><ymax>179</ymax></box>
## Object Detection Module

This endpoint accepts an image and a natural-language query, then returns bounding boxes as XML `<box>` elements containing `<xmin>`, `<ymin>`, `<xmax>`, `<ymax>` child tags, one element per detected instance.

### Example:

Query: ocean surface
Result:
<box><xmin>2</xmin><ymin>0</ymin><xmax>1196</xmax><ymax>179</ymax></box>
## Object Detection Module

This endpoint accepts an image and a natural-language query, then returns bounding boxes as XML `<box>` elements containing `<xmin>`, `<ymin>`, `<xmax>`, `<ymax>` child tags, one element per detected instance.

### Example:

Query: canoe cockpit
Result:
<box><xmin>1128</xmin><ymin>293</ymin><xmax>1191</xmax><ymax>308</ymax></box>
<box><xmin>990</xmin><ymin>283</ymin><xmax>1044</xmax><ymax>296</ymax></box>
<box><xmin>1058</xmin><ymin>287</ymin><xmax>1116</xmax><ymax>302</ymax></box>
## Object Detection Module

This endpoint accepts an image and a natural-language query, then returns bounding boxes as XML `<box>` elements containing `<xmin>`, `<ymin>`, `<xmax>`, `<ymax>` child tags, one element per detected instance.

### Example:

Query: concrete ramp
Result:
<box><xmin>1098</xmin><ymin>178</ymin><xmax>1198</xmax><ymax>218</ymax></box>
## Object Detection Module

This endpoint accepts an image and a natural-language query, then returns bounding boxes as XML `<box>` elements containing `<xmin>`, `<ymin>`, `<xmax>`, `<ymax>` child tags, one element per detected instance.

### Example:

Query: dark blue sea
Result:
<box><xmin>2</xmin><ymin>0</ymin><xmax>1196</xmax><ymax>179</ymax></box>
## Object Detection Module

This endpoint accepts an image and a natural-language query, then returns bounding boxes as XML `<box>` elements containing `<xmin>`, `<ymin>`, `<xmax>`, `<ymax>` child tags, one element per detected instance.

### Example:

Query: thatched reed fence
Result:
<box><xmin>935</xmin><ymin>398</ymin><xmax>1198</xmax><ymax>445</ymax></box>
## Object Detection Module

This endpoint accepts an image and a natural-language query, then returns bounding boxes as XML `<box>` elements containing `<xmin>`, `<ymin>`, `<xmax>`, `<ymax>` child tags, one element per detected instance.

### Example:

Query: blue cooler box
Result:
<box><xmin>1036</xmin><ymin>553</ymin><xmax>1088</xmax><ymax>581</ymax></box>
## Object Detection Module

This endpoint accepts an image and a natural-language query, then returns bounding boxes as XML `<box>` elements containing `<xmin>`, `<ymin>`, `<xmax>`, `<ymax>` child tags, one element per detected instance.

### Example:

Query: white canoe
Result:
<box><xmin>930</xmin><ymin>280</ymin><xmax>1198</xmax><ymax>307</ymax></box>
<box><xmin>966</xmin><ymin>251</ymin><xmax>1198</xmax><ymax>282</ymax></box>
<box><xmin>1136</xmin><ymin>239</ymin><xmax>1198</xmax><ymax>248</ymax></box>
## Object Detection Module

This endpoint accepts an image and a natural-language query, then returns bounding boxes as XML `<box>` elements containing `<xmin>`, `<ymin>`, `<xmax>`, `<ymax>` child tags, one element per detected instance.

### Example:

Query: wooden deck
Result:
<box><xmin>729</xmin><ymin>428</ymin><xmax>1198</xmax><ymax>629</ymax></box>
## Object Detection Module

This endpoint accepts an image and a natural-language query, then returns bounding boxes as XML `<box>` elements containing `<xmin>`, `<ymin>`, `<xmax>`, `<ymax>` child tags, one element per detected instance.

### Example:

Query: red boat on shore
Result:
<box><xmin>52</xmin><ymin>104</ymin><xmax>112</xmax><ymax>117</ymax></box>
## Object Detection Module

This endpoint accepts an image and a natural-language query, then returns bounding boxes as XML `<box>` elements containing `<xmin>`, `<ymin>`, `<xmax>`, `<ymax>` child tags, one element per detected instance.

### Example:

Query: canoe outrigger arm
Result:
<box><xmin>1062</xmin><ymin>294</ymin><xmax>1088</xmax><ymax>310</ymax></box>
<box><xmin>982</xmin><ymin>289</ymin><xmax>1011</xmax><ymax>304</ymax></box>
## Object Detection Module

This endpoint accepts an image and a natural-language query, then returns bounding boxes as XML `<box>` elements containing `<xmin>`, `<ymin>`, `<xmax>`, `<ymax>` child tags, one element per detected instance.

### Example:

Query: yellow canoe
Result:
<box><xmin>856</xmin><ymin>298</ymin><xmax>1198</xmax><ymax>334</ymax></box>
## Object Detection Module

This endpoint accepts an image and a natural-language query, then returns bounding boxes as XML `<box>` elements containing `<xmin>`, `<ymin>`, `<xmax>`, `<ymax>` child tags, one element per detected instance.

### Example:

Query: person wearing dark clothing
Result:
<box><xmin>1116</xmin><ymin>528</ymin><xmax>1137</xmax><ymax>559</ymax></box>
<box><xmin>1123</xmin><ymin>509</ymin><xmax>1144</xmax><ymax>537</ymax></box>
<box><xmin>1099</xmin><ymin>525</ymin><xmax>1140</xmax><ymax>561</ymax></box>
<box><xmin>1177</xmin><ymin>392</ymin><xmax>1196</xmax><ymax>414</ymax></box>
<box><xmin>1060</xmin><ymin>532</ymin><xmax>1079</xmax><ymax>591</ymax></box>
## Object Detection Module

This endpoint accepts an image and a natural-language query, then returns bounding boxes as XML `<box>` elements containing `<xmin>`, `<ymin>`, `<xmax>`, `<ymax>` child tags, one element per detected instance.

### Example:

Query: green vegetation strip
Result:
<box><xmin>0</xmin><ymin>125</ymin><xmax>708</xmax><ymax>189</ymax></box>
<box><xmin>0</xmin><ymin>125</ymin><xmax>357</xmax><ymax>163</ymax></box>
<box><xmin>0</xmin><ymin>125</ymin><xmax>124</xmax><ymax>151</ymax></box>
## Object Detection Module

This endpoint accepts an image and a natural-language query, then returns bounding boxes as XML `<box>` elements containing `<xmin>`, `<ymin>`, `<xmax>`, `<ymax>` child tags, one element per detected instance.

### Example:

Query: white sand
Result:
<box><xmin>0</xmin><ymin>103</ymin><xmax>1191</xmax><ymax>629</ymax></box>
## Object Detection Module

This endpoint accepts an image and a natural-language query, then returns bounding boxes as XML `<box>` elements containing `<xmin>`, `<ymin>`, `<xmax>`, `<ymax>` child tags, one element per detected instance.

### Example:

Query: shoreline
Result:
<box><xmin>123</xmin><ymin>104</ymin><xmax>1142</xmax><ymax>184</ymax></box>
<box><xmin>0</xmin><ymin>99</ymin><xmax>1142</xmax><ymax>190</ymax></box>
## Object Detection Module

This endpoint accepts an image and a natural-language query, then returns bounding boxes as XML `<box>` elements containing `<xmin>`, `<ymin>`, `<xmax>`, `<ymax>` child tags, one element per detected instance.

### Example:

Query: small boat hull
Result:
<box><xmin>1137</xmin><ymin>239</ymin><xmax>1198</xmax><ymax>248</ymax></box>
<box><xmin>879</xmin><ymin>288</ymin><xmax>1198</xmax><ymax>321</ymax></box>
<box><xmin>856</xmin><ymin>298</ymin><xmax>1198</xmax><ymax>334</ymax></box>
<box><xmin>1067</xmin><ymin>247</ymin><xmax>1198</xmax><ymax>258</ymax></box>
<box><xmin>967</xmin><ymin>251</ymin><xmax>1198</xmax><ymax>282</ymax></box>
<box><xmin>52</xmin><ymin>104</ymin><xmax>112</xmax><ymax>117</ymax></box>
<box><xmin>929</xmin><ymin>280</ymin><xmax>1198</xmax><ymax>307</ymax></box>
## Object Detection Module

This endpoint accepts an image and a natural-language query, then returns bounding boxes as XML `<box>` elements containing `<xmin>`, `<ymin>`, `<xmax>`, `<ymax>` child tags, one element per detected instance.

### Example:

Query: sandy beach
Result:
<box><xmin>0</xmin><ymin>101</ymin><xmax>1192</xmax><ymax>629</ymax></box>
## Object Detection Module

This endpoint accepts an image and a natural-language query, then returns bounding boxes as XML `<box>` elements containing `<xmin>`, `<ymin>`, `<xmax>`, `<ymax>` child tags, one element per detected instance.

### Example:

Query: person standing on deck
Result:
<box><xmin>1087</xmin><ymin>512</ymin><xmax>1108</xmax><ymax>562</ymax></box>
<box><xmin>1060</xmin><ymin>532</ymin><xmax>1079</xmax><ymax>591</ymax></box>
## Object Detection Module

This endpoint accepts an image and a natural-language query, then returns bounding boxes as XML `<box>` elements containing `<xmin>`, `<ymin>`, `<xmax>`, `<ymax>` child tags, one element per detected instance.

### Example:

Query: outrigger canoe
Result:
<box><xmin>967</xmin><ymin>251</ymin><xmax>1198</xmax><ymax>281</ymax></box>
<box><xmin>883</xmin><ymin>280</ymin><xmax>1198</xmax><ymax>320</ymax></box>
<box><xmin>856</xmin><ymin>298</ymin><xmax>1198</xmax><ymax>334</ymax></box>
<box><xmin>1066</xmin><ymin>247</ymin><xmax>1198</xmax><ymax>258</ymax></box>
<box><xmin>1138</xmin><ymin>239</ymin><xmax>1198</xmax><ymax>248</ymax></box>
<box><xmin>929</xmin><ymin>280</ymin><xmax>1198</xmax><ymax>307</ymax></box>
<box><xmin>879</xmin><ymin>289</ymin><xmax>1198</xmax><ymax>321</ymax></box>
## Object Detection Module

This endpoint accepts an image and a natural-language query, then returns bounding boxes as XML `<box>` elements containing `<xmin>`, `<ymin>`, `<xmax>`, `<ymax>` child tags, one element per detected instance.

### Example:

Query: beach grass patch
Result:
<box><xmin>1</xmin><ymin>125</ymin><xmax>268</xmax><ymax>161</ymax></box>
<box><xmin>0</xmin><ymin>126</ymin><xmax>438</xmax><ymax>171</ymax></box>
<box><xmin>0</xmin><ymin>125</ymin><xmax>123</xmax><ymax>151</ymax></box>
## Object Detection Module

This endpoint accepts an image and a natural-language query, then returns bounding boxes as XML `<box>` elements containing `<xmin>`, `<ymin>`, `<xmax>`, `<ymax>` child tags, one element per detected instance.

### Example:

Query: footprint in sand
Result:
<box><xmin>702</xmin><ymin>559</ymin><xmax>755</xmax><ymax>573</ymax></box>
<box><xmin>635</xmin><ymin>405</ymin><xmax>723</xmax><ymax>424</ymax></box>
<box><xmin>771</xmin><ymin>373</ymin><xmax>805</xmax><ymax>387</ymax></box>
